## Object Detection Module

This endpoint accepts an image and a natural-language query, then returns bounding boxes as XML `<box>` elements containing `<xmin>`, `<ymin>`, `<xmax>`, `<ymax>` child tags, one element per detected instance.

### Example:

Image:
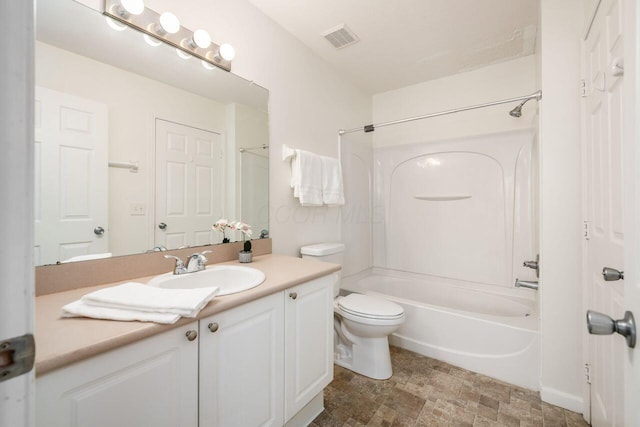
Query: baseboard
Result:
<box><xmin>540</xmin><ymin>384</ymin><xmax>583</xmax><ymax>413</ymax></box>
<box><xmin>284</xmin><ymin>391</ymin><xmax>324</xmax><ymax>427</ymax></box>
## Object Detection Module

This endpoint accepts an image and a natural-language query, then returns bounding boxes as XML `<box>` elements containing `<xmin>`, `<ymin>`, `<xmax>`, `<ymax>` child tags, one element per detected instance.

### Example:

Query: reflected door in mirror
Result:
<box><xmin>34</xmin><ymin>87</ymin><xmax>108</xmax><ymax>265</ymax></box>
<box><xmin>155</xmin><ymin>119</ymin><xmax>224</xmax><ymax>249</ymax></box>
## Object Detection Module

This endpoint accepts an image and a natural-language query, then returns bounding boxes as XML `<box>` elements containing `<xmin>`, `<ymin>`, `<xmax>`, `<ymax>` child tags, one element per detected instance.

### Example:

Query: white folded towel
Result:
<box><xmin>60</xmin><ymin>282</ymin><xmax>219</xmax><ymax>323</ymax></box>
<box><xmin>291</xmin><ymin>149</ymin><xmax>323</xmax><ymax>206</ymax></box>
<box><xmin>61</xmin><ymin>300</ymin><xmax>181</xmax><ymax>324</ymax></box>
<box><xmin>320</xmin><ymin>155</ymin><xmax>345</xmax><ymax>206</ymax></box>
<box><xmin>81</xmin><ymin>282</ymin><xmax>219</xmax><ymax>317</ymax></box>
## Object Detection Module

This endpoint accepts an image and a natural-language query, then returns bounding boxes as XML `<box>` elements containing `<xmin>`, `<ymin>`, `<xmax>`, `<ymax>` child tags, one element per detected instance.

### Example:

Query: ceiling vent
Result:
<box><xmin>322</xmin><ymin>24</ymin><xmax>359</xmax><ymax>49</ymax></box>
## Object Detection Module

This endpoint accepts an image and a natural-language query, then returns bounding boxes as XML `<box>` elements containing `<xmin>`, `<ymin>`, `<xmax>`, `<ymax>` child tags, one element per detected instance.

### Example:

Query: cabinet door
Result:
<box><xmin>199</xmin><ymin>292</ymin><xmax>284</xmax><ymax>427</ymax></box>
<box><xmin>36</xmin><ymin>322</ymin><xmax>199</xmax><ymax>427</ymax></box>
<box><xmin>284</xmin><ymin>274</ymin><xmax>335</xmax><ymax>421</ymax></box>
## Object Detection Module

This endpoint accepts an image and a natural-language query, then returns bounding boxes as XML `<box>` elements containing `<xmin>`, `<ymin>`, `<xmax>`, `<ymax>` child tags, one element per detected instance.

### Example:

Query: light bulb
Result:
<box><xmin>218</xmin><ymin>43</ymin><xmax>235</xmax><ymax>61</ymax></box>
<box><xmin>192</xmin><ymin>29</ymin><xmax>211</xmax><ymax>49</ymax></box>
<box><xmin>105</xmin><ymin>16</ymin><xmax>127</xmax><ymax>31</ymax></box>
<box><xmin>120</xmin><ymin>0</ymin><xmax>144</xmax><ymax>15</ymax></box>
<box><xmin>176</xmin><ymin>49</ymin><xmax>191</xmax><ymax>60</ymax></box>
<box><xmin>144</xmin><ymin>34</ymin><xmax>162</xmax><ymax>47</ymax></box>
<box><xmin>202</xmin><ymin>61</ymin><xmax>216</xmax><ymax>70</ymax></box>
<box><xmin>159</xmin><ymin>12</ymin><xmax>180</xmax><ymax>34</ymax></box>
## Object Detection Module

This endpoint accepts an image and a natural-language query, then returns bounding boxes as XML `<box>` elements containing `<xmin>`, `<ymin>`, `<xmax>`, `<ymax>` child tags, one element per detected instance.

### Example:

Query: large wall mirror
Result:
<box><xmin>35</xmin><ymin>0</ymin><xmax>269</xmax><ymax>266</ymax></box>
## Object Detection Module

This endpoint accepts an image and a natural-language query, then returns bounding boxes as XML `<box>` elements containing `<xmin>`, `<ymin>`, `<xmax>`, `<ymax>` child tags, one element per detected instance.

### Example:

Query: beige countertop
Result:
<box><xmin>35</xmin><ymin>254</ymin><xmax>340</xmax><ymax>376</ymax></box>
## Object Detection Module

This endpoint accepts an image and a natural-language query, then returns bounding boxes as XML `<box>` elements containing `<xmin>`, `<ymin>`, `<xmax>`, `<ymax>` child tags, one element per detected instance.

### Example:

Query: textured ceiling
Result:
<box><xmin>248</xmin><ymin>0</ymin><xmax>539</xmax><ymax>94</ymax></box>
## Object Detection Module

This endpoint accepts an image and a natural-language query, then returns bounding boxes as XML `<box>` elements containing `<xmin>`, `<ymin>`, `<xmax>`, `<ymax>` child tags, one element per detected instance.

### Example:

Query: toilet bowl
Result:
<box><xmin>301</xmin><ymin>243</ymin><xmax>405</xmax><ymax>380</ymax></box>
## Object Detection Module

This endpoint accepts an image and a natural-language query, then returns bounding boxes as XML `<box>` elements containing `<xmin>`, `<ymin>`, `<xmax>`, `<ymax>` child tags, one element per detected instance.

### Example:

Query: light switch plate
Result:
<box><xmin>130</xmin><ymin>202</ymin><xmax>146</xmax><ymax>215</ymax></box>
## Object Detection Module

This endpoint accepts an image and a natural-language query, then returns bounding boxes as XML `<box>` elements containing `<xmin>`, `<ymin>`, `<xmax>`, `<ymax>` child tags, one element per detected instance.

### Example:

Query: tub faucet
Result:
<box><xmin>514</xmin><ymin>278</ymin><xmax>539</xmax><ymax>290</ymax></box>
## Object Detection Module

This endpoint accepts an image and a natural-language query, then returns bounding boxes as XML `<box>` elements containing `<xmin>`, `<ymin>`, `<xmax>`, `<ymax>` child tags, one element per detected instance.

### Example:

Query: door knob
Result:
<box><xmin>602</xmin><ymin>267</ymin><xmax>624</xmax><ymax>281</ymax></box>
<box><xmin>185</xmin><ymin>330</ymin><xmax>198</xmax><ymax>341</ymax></box>
<box><xmin>289</xmin><ymin>292</ymin><xmax>297</xmax><ymax>300</ymax></box>
<box><xmin>587</xmin><ymin>310</ymin><xmax>636</xmax><ymax>348</ymax></box>
<box><xmin>94</xmin><ymin>226</ymin><xmax>105</xmax><ymax>236</ymax></box>
<box><xmin>158</xmin><ymin>222</ymin><xmax>167</xmax><ymax>230</ymax></box>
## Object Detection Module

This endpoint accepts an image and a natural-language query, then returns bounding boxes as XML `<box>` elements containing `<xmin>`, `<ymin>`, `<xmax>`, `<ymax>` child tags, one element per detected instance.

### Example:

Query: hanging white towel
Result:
<box><xmin>80</xmin><ymin>282</ymin><xmax>219</xmax><ymax>317</ymax></box>
<box><xmin>291</xmin><ymin>149</ymin><xmax>323</xmax><ymax>206</ymax></box>
<box><xmin>61</xmin><ymin>300</ymin><xmax>181</xmax><ymax>324</ymax></box>
<box><xmin>320</xmin><ymin>156</ymin><xmax>345</xmax><ymax>206</ymax></box>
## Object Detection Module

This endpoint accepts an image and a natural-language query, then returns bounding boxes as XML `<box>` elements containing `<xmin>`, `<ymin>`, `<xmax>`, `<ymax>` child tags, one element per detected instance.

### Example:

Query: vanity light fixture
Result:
<box><xmin>103</xmin><ymin>0</ymin><xmax>234</xmax><ymax>71</ymax></box>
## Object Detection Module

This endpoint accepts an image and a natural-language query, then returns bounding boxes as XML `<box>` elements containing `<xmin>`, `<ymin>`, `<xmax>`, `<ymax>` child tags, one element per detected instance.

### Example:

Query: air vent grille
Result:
<box><xmin>322</xmin><ymin>24</ymin><xmax>359</xmax><ymax>49</ymax></box>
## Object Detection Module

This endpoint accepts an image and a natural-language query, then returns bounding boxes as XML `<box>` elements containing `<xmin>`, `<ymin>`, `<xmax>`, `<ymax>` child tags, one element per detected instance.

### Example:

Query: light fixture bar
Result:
<box><xmin>103</xmin><ymin>0</ymin><xmax>232</xmax><ymax>71</ymax></box>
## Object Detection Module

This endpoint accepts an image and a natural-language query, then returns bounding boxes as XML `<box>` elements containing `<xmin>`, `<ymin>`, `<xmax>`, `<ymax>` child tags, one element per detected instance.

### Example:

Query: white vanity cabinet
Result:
<box><xmin>284</xmin><ymin>275</ymin><xmax>334</xmax><ymax>422</ymax></box>
<box><xmin>198</xmin><ymin>292</ymin><xmax>285</xmax><ymax>427</ymax></box>
<box><xmin>36</xmin><ymin>321</ymin><xmax>200</xmax><ymax>427</ymax></box>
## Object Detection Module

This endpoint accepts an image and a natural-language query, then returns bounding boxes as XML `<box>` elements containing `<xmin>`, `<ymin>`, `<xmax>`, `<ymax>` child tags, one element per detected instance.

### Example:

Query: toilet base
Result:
<box><xmin>334</xmin><ymin>337</ymin><xmax>393</xmax><ymax>380</ymax></box>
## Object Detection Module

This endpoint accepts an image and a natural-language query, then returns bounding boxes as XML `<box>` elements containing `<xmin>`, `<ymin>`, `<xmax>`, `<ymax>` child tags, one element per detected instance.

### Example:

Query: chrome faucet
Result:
<box><xmin>186</xmin><ymin>250</ymin><xmax>212</xmax><ymax>273</ymax></box>
<box><xmin>514</xmin><ymin>278</ymin><xmax>539</xmax><ymax>290</ymax></box>
<box><xmin>164</xmin><ymin>250</ymin><xmax>212</xmax><ymax>275</ymax></box>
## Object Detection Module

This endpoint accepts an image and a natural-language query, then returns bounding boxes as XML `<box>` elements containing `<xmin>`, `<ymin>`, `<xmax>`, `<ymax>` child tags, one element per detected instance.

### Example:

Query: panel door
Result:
<box><xmin>155</xmin><ymin>119</ymin><xmax>224</xmax><ymax>249</ymax></box>
<box><xmin>284</xmin><ymin>275</ymin><xmax>334</xmax><ymax>422</ymax></box>
<box><xmin>583</xmin><ymin>0</ymin><xmax>625</xmax><ymax>425</ymax></box>
<box><xmin>199</xmin><ymin>293</ymin><xmax>284</xmax><ymax>427</ymax></box>
<box><xmin>36</xmin><ymin>322</ymin><xmax>199</xmax><ymax>427</ymax></box>
<box><xmin>34</xmin><ymin>87</ymin><xmax>108</xmax><ymax>264</ymax></box>
<box><xmin>240</xmin><ymin>151</ymin><xmax>269</xmax><ymax>236</ymax></box>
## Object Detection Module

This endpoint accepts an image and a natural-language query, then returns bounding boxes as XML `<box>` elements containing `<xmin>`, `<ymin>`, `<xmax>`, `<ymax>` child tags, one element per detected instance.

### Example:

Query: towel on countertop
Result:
<box><xmin>290</xmin><ymin>149</ymin><xmax>323</xmax><ymax>206</ymax></box>
<box><xmin>61</xmin><ymin>300</ymin><xmax>181</xmax><ymax>324</ymax></box>
<box><xmin>61</xmin><ymin>282</ymin><xmax>219</xmax><ymax>324</ymax></box>
<box><xmin>320</xmin><ymin>155</ymin><xmax>345</xmax><ymax>206</ymax></box>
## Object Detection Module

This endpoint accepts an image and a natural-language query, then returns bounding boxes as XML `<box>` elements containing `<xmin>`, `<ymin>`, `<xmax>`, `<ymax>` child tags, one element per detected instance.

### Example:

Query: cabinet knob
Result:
<box><xmin>185</xmin><ymin>330</ymin><xmax>198</xmax><ymax>341</ymax></box>
<box><xmin>289</xmin><ymin>292</ymin><xmax>297</xmax><ymax>300</ymax></box>
<box><xmin>208</xmin><ymin>322</ymin><xmax>219</xmax><ymax>333</ymax></box>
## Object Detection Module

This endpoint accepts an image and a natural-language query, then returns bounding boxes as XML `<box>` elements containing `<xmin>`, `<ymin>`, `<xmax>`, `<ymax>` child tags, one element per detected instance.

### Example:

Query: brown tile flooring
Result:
<box><xmin>312</xmin><ymin>346</ymin><xmax>589</xmax><ymax>427</ymax></box>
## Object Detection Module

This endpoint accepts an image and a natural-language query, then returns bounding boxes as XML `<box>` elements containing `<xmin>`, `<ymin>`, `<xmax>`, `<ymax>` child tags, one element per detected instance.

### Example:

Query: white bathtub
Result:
<box><xmin>342</xmin><ymin>269</ymin><xmax>540</xmax><ymax>390</ymax></box>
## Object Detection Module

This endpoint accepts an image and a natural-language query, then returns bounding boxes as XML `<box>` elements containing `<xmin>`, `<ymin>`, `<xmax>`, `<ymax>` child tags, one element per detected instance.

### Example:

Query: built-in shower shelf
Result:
<box><xmin>413</xmin><ymin>195</ymin><xmax>472</xmax><ymax>201</ymax></box>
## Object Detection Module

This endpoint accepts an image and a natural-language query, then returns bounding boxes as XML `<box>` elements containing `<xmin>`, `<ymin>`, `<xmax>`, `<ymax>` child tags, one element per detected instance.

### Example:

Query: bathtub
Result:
<box><xmin>342</xmin><ymin>269</ymin><xmax>540</xmax><ymax>390</ymax></box>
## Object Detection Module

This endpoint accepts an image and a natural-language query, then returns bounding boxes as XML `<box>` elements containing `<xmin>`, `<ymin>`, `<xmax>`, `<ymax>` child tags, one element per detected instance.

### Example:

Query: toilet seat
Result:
<box><xmin>336</xmin><ymin>294</ymin><xmax>404</xmax><ymax>320</ymax></box>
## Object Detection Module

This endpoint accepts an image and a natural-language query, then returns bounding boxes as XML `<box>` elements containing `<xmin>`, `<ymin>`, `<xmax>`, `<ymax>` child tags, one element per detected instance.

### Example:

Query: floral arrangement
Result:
<box><xmin>212</xmin><ymin>219</ymin><xmax>252</xmax><ymax>248</ymax></box>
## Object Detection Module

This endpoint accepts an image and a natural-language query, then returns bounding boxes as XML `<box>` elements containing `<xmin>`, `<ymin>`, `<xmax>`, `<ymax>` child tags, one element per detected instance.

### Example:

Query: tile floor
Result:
<box><xmin>312</xmin><ymin>346</ymin><xmax>589</xmax><ymax>427</ymax></box>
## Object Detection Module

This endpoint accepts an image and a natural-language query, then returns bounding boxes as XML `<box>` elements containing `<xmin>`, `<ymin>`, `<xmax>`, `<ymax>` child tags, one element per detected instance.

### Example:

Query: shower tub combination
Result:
<box><xmin>342</xmin><ymin>270</ymin><xmax>539</xmax><ymax>390</ymax></box>
<box><xmin>341</xmin><ymin>129</ymin><xmax>540</xmax><ymax>390</ymax></box>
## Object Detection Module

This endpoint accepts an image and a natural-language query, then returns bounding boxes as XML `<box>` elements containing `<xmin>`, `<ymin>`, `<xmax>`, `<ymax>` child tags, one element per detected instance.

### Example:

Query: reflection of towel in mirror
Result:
<box><xmin>290</xmin><ymin>149</ymin><xmax>323</xmax><ymax>206</ymax></box>
<box><xmin>320</xmin><ymin>155</ymin><xmax>344</xmax><ymax>206</ymax></box>
<box><xmin>61</xmin><ymin>282</ymin><xmax>219</xmax><ymax>324</ymax></box>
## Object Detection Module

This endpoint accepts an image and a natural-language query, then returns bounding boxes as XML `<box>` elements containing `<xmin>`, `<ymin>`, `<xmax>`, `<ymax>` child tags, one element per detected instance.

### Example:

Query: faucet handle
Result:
<box><xmin>164</xmin><ymin>255</ymin><xmax>186</xmax><ymax>274</ymax></box>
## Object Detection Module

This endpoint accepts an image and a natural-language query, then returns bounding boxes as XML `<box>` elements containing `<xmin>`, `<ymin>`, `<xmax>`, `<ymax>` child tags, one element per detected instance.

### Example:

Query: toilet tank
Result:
<box><xmin>300</xmin><ymin>243</ymin><xmax>345</xmax><ymax>265</ymax></box>
<box><xmin>300</xmin><ymin>243</ymin><xmax>345</xmax><ymax>296</ymax></box>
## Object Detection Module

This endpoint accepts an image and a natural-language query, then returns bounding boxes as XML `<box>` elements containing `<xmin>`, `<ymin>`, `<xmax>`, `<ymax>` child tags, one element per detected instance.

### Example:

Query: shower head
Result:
<box><xmin>509</xmin><ymin>100</ymin><xmax>527</xmax><ymax>118</ymax></box>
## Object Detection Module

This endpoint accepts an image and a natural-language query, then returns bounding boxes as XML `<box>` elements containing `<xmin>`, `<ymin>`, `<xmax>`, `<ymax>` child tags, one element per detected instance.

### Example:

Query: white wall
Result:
<box><xmin>372</xmin><ymin>56</ymin><xmax>538</xmax><ymax>147</ymax></box>
<box><xmin>144</xmin><ymin>0</ymin><xmax>372</xmax><ymax>256</ymax></box>
<box><xmin>539</xmin><ymin>0</ymin><xmax>584</xmax><ymax>411</ymax></box>
<box><xmin>35</xmin><ymin>42</ymin><xmax>228</xmax><ymax>256</ymax></box>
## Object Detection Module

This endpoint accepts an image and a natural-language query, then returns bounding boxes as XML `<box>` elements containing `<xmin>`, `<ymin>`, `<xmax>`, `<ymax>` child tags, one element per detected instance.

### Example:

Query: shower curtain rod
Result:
<box><xmin>239</xmin><ymin>144</ymin><xmax>269</xmax><ymax>152</ymax></box>
<box><xmin>338</xmin><ymin>90</ymin><xmax>542</xmax><ymax>135</ymax></box>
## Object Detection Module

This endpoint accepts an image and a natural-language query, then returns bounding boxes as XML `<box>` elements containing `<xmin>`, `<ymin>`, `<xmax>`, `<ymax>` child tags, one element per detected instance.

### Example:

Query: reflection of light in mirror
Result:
<box><xmin>176</xmin><ymin>49</ymin><xmax>191</xmax><ymax>59</ymax></box>
<box><xmin>202</xmin><ymin>60</ymin><xmax>216</xmax><ymax>70</ymax></box>
<box><xmin>105</xmin><ymin>16</ymin><xmax>127</xmax><ymax>31</ymax></box>
<box><xmin>144</xmin><ymin>34</ymin><xmax>162</xmax><ymax>47</ymax></box>
<box><xmin>159</xmin><ymin>11</ymin><xmax>180</xmax><ymax>34</ymax></box>
<box><xmin>416</xmin><ymin>157</ymin><xmax>441</xmax><ymax>168</ymax></box>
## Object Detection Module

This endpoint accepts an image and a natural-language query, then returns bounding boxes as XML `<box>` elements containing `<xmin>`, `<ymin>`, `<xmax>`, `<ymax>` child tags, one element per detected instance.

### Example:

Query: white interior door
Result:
<box><xmin>583</xmin><ymin>0</ymin><xmax>629</xmax><ymax>425</ymax></box>
<box><xmin>34</xmin><ymin>87</ymin><xmax>109</xmax><ymax>265</ymax></box>
<box><xmin>155</xmin><ymin>119</ymin><xmax>224</xmax><ymax>249</ymax></box>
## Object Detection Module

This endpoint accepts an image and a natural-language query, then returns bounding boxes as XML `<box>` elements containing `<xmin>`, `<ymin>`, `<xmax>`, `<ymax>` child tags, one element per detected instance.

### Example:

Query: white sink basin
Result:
<box><xmin>147</xmin><ymin>265</ymin><xmax>266</xmax><ymax>296</ymax></box>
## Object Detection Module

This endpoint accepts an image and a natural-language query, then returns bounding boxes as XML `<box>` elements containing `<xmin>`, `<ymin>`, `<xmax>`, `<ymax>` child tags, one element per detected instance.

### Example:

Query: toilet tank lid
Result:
<box><xmin>300</xmin><ymin>243</ymin><xmax>345</xmax><ymax>256</ymax></box>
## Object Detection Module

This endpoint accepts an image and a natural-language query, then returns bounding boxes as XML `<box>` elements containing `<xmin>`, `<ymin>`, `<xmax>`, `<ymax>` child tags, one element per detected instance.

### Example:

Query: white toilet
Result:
<box><xmin>301</xmin><ymin>243</ymin><xmax>405</xmax><ymax>380</ymax></box>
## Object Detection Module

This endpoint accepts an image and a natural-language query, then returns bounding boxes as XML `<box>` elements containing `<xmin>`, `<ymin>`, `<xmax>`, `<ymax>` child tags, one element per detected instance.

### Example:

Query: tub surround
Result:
<box><xmin>35</xmin><ymin>252</ymin><xmax>340</xmax><ymax>376</ymax></box>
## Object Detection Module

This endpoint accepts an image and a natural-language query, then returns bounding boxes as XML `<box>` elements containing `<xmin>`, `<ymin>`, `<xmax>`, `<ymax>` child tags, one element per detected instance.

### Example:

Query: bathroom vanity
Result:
<box><xmin>34</xmin><ymin>254</ymin><xmax>339</xmax><ymax>427</ymax></box>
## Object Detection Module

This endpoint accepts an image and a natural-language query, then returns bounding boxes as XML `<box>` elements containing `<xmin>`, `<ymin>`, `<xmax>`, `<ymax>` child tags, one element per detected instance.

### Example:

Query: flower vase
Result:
<box><xmin>238</xmin><ymin>250</ymin><xmax>252</xmax><ymax>263</ymax></box>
